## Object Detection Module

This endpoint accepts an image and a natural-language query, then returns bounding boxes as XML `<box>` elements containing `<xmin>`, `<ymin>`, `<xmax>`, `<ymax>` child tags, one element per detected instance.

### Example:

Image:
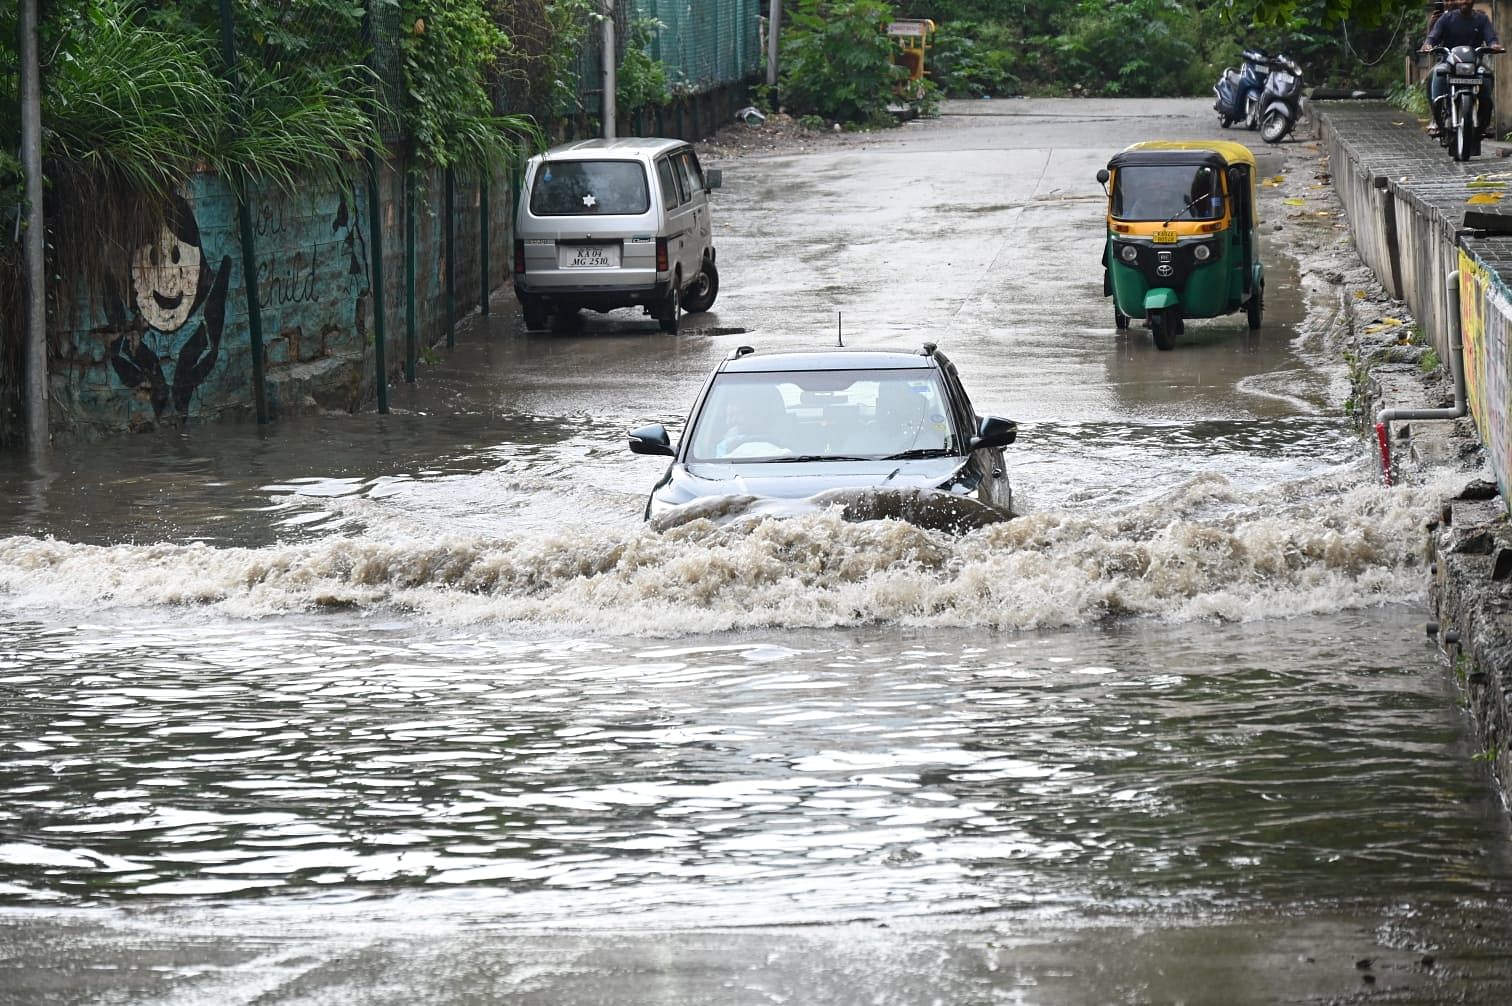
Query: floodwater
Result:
<box><xmin>3</xmin><ymin>100</ymin><xmax>1511</xmax><ymax>1003</ymax></box>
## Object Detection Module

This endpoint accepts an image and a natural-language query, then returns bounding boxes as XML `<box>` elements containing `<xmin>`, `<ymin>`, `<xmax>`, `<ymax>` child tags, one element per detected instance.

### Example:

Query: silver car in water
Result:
<box><xmin>628</xmin><ymin>344</ymin><xmax>1018</xmax><ymax>529</ymax></box>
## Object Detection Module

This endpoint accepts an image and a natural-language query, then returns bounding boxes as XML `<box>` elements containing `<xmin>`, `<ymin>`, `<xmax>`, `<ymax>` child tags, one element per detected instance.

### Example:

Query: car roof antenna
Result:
<box><xmin>837</xmin><ymin>312</ymin><xmax>843</xmax><ymax>348</ymax></box>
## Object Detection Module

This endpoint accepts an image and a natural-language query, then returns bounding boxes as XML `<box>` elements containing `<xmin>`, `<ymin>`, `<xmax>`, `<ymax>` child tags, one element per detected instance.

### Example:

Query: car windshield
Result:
<box><xmin>529</xmin><ymin>160</ymin><xmax>650</xmax><ymax>216</ymax></box>
<box><xmin>686</xmin><ymin>369</ymin><xmax>957</xmax><ymax>463</ymax></box>
<box><xmin>1111</xmin><ymin>164</ymin><xmax>1224</xmax><ymax>222</ymax></box>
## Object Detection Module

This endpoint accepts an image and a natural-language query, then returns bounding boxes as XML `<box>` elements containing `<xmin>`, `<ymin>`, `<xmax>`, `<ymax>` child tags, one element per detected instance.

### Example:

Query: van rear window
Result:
<box><xmin>530</xmin><ymin>160</ymin><xmax>651</xmax><ymax>216</ymax></box>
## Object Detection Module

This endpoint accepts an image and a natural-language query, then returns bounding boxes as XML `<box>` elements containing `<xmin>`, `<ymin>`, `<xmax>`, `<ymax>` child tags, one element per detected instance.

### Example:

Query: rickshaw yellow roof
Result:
<box><xmin>1118</xmin><ymin>140</ymin><xmax>1257</xmax><ymax>167</ymax></box>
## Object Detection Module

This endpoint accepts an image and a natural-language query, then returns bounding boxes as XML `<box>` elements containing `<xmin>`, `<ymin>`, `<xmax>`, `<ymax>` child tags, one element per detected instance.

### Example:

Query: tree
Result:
<box><xmin>1229</xmin><ymin>0</ymin><xmax>1421</xmax><ymax>27</ymax></box>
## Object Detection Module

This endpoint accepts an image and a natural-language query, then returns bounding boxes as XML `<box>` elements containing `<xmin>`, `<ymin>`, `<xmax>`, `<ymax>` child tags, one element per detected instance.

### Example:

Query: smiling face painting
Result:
<box><xmin>130</xmin><ymin>200</ymin><xmax>207</xmax><ymax>332</ymax></box>
<box><xmin>102</xmin><ymin>191</ymin><xmax>232</xmax><ymax>424</ymax></box>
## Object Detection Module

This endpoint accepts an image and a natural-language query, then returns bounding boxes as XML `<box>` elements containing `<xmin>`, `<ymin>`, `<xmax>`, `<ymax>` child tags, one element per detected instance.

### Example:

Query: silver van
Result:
<box><xmin>512</xmin><ymin>137</ymin><xmax>721</xmax><ymax>334</ymax></box>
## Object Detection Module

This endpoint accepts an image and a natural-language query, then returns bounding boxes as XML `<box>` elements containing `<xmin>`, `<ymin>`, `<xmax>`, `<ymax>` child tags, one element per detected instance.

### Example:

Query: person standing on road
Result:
<box><xmin>1421</xmin><ymin>0</ymin><xmax>1505</xmax><ymax>137</ymax></box>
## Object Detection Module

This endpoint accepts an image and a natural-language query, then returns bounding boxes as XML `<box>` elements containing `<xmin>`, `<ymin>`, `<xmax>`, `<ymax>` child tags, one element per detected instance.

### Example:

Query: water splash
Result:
<box><xmin>0</xmin><ymin>463</ymin><xmax>1453</xmax><ymax>636</ymax></box>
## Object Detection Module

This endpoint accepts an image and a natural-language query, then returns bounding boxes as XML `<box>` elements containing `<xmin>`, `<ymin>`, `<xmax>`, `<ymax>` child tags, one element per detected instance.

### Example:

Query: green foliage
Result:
<box><xmin>1047</xmin><ymin>0</ymin><xmax>1209</xmax><ymax>97</ymax></box>
<box><xmin>927</xmin><ymin>21</ymin><xmax>1022</xmax><ymax>98</ymax></box>
<box><xmin>779</xmin><ymin>0</ymin><xmax>905</xmax><ymax>128</ymax></box>
<box><xmin>490</xmin><ymin>0</ymin><xmax>593</xmax><ymax>119</ymax></box>
<box><xmin>35</xmin><ymin>1</ymin><xmax>224</xmax><ymax>200</ymax></box>
<box><xmin>1228</xmin><ymin>0</ymin><xmax>1420</xmax><ymax>29</ymax></box>
<box><xmin>1387</xmin><ymin>79</ymin><xmax>1431</xmax><ymax>117</ymax></box>
<box><xmin>616</xmin><ymin>16</ymin><xmax>672</xmax><ymax>113</ymax></box>
<box><xmin>396</xmin><ymin>0</ymin><xmax>540</xmax><ymax>174</ymax></box>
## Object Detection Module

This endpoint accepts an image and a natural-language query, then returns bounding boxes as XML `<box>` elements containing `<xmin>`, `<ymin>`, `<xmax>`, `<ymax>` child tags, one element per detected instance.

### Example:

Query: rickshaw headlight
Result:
<box><xmin>1118</xmin><ymin>244</ymin><xmax>1139</xmax><ymax>263</ymax></box>
<box><xmin>1192</xmin><ymin>244</ymin><xmax>1213</xmax><ymax>262</ymax></box>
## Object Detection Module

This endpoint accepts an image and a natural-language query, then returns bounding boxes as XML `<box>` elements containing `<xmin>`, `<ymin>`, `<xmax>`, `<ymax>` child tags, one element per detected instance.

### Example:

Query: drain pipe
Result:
<box><xmin>1374</xmin><ymin>268</ymin><xmax>1468</xmax><ymax>486</ymax></box>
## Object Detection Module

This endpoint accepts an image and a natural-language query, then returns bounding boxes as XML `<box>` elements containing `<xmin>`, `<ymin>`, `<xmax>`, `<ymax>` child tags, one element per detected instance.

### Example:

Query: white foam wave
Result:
<box><xmin>0</xmin><ymin>467</ymin><xmax>1452</xmax><ymax>636</ymax></box>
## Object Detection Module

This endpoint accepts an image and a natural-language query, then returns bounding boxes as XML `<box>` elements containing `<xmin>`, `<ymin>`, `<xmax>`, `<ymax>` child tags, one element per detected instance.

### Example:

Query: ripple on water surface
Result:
<box><xmin>1</xmin><ymin>610</ymin><xmax>1508</xmax><ymax>924</ymax></box>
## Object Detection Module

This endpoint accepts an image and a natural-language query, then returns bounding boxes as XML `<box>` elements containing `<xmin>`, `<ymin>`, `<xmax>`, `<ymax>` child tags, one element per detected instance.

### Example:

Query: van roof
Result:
<box><xmin>534</xmin><ymin>137</ymin><xmax>690</xmax><ymax>161</ymax></box>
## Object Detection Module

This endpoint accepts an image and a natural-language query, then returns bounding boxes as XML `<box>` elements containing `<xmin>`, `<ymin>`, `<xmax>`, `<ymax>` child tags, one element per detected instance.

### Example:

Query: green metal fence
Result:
<box><xmin>574</xmin><ymin>0</ymin><xmax>764</xmax><ymax>108</ymax></box>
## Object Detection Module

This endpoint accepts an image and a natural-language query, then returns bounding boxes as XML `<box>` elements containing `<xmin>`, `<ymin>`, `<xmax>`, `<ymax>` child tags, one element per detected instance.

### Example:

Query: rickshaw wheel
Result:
<box><xmin>1114</xmin><ymin>306</ymin><xmax>1129</xmax><ymax>331</ymax></box>
<box><xmin>1150</xmin><ymin>310</ymin><xmax>1177</xmax><ymax>351</ymax></box>
<box><xmin>1246</xmin><ymin>282</ymin><xmax>1264</xmax><ymax>331</ymax></box>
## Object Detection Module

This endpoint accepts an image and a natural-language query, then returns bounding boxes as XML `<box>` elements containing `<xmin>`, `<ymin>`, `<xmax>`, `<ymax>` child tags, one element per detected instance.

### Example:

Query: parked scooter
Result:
<box><xmin>1213</xmin><ymin>50</ymin><xmax>1271</xmax><ymax>129</ymax></box>
<box><xmin>1255</xmin><ymin>54</ymin><xmax>1304</xmax><ymax>143</ymax></box>
<box><xmin>1428</xmin><ymin>44</ymin><xmax>1501</xmax><ymax>162</ymax></box>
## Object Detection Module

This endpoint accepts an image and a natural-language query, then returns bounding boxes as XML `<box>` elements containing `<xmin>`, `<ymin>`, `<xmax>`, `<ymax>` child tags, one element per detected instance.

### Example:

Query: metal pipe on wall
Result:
<box><xmin>1374</xmin><ymin>267</ymin><xmax>1469</xmax><ymax>484</ymax></box>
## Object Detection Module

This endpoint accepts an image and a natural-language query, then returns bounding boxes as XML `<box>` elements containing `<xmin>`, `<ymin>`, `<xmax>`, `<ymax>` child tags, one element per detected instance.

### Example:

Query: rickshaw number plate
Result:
<box><xmin>1152</xmin><ymin>229</ymin><xmax>1178</xmax><ymax>244</ymax></box>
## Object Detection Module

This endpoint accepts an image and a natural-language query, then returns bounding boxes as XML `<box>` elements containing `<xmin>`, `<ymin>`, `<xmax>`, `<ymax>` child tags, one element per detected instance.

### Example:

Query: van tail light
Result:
<box><xmin>514</xmin><ymin>239</ymin><xmax>526</xmax><ymax>274</ymax></box>
<box><xmin>656</xmin><ymin>237</ymin><xmax>669</xmax><ymax>273</ymax></box>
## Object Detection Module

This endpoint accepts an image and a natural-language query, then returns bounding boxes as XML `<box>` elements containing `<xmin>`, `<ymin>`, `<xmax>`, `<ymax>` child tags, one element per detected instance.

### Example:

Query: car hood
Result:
<box><xmin>680</xmin><ymin>457</ymin><xmax>962</xmax><ymax>498</ymax></box>
<box><xmin>650</xmin><ymin>457</ymin><xmax>1011</xmax><ymax>534</ymax></box>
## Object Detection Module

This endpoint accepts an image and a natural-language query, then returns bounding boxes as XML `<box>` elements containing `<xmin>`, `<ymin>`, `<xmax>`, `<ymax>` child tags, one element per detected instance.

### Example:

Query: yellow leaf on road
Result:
<box><xmin>1467</xmin><ymin>193</ymin><xmax>1505</xmax><ymax>204</ymax></box>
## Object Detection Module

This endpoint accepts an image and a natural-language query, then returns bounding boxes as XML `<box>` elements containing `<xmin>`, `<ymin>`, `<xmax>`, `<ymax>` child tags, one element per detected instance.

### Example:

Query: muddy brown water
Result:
<box><xmin>2</xmin><ymin>100</ymin><xmax>1509</xmax><ymax>1004</ymax></box>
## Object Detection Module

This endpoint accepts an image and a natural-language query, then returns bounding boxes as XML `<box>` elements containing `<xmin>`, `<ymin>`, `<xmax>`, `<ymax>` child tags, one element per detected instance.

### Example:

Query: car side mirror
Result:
<box><xmin>971</xmin><ymin>415</ymin><xmax>1018</xmax><ymax>449</ymax></box>
<box><xmin>705</xmin><ymin>168</ymin><xmax>722</xmax><ymax>192</ymax></box>
<box><xmin>628</xmin><ymin>424</ymin><xmax>675</xmax><ymax>456</ymax></box>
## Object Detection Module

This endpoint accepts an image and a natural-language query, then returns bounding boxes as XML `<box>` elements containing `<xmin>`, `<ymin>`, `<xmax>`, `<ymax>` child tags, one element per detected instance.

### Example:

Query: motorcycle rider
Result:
<box><xmin>1421</xmin><ymin>0</ymin><xmax>1505</xmax><ymax>137</ymax></box>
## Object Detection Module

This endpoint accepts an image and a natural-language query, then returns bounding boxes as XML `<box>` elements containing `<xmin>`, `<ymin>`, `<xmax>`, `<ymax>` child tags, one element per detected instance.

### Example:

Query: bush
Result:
<box><xmin>1046</xmin><ymin>0</ymin><xmax>1208</xmax><ymax>97</ymax></box>
<box><xmin>779</xmin><ymin>0</ymin><xmax>904</xmax><ymax>128</ymax></box>
<box><xmin>927</xmin><ymin>21</ymin><xmax>1022</xmax><ymax>97</ymax></box>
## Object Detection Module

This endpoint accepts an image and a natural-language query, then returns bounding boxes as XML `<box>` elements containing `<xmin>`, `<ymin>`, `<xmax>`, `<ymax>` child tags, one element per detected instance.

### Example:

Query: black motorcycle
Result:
<box><xmin>1255</xmin><ymin>54</ymin><xmax>1304</xmax><ymax>143</ymax></box>
<box><xmin>1429</xmin><ymin>44</ymin><xmax>1500</xmax><ymax>162</ymax></box>
<box><xmin>1213</xmin><ymin>49</ymin><xmax>1271</xmax><ymax>129</ymax></box>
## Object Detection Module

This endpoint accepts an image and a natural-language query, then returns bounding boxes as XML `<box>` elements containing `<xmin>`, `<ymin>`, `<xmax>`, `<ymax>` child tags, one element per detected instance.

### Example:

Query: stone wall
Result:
<box><xmin>1314</xmin><ymin>100</ymin><xmax>1512</xmax><ymax>505</ymax></box>
<box><xmin>47</xmin><ymin>153</ymin><xmax>510</xmax><ymax>440</ymax></box>
<box><xmin>1314</xmin><ymin>100</ymin><xmax>1512</xmax><ymax>810</ymax></box>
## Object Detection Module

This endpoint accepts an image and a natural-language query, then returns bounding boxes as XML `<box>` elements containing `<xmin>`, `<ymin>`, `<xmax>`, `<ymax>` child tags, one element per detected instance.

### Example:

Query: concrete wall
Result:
<box><xmin>1314</xmin><ymin>100</ymin><xmax>1512</xmax><ymax>508</ymax></box>
<box><xmin>47</xmin><ymin>152</ymin><xmax>511</xmax><ymax>440</ymax></box>
<box><xmin>29</xmin><ymin>81</ymin><xmax>756</xmax><ymax>443</ymax></box>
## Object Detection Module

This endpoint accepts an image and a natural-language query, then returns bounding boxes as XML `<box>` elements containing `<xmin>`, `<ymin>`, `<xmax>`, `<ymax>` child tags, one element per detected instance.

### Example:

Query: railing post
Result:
<box><xmin>480</xmin><ymin>176</ymin><xmax>490</xmax><ymax>316</ymax></box>
<box><xmin>217</xmin><ymin>0</ymin><xmax>268</xmax><ymax>423</ymax></box>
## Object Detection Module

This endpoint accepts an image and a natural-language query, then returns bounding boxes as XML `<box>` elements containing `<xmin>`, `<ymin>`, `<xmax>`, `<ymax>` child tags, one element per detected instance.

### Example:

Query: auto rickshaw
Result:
<box><xmin>1096</xmin><ymin>140</ymin><xmax>1263</xmax><ymax>350</ymax></box>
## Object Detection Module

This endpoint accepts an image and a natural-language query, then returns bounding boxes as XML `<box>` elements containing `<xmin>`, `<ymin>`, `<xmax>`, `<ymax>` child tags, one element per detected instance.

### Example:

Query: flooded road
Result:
<box><xmin>3</xmin><ymin>100</ymin><xmax>1511</xmax><ymax>1003</ymax></box>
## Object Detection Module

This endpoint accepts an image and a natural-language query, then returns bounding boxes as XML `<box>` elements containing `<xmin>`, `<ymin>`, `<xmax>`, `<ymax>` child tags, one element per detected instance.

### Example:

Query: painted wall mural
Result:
<box><xmin>103</xmin><ymin>192</ymin><xmax>232</xmax><ymax>420</ymax></box>
<box><xmin>1458</xmin><ymin>248</ymin><xmax>1512</xmax><ymax>504</ymax></box>
<box><xmin>42</xmin><ymin>160</ymin><xmax>507</xmax><ymax>440</ymax></box>
<box><xmin>64</xmin><ymin>176</ymin><xmax>381</xmax><ymax>433</ymax></box>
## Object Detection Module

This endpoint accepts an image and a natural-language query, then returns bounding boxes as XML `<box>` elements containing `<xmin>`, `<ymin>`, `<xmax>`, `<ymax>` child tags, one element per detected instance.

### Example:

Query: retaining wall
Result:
<box><xmin>38</xmin><ymin>83</ymin><xmax>753</xmax><ymax>442</ymax></box>
<box><xmin>1315</xmin><ymin>101</ymin><xmax>1512</xmax><ymax>806</ymax></box>
<box><xmin>1315</xmin><ymin>100</ymin><xmax>1512</xmax><ymax>505</ymax></box>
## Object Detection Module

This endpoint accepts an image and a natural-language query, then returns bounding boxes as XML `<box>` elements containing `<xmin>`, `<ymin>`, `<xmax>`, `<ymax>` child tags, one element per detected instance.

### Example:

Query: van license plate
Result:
<box><xmin>560</xmin><ymin>243</ymin><xmax>620</xmax><ymax>268</ymax></box>
<box><xmin>1152</xmin><ymin>229</ymin><xmax>1178</xmax><ymax>244</ymax></box>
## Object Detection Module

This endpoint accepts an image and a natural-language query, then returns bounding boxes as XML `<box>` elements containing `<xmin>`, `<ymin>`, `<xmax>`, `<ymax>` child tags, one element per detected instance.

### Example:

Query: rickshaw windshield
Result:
<box><xmin>1111</xmin><ymin>164</ymin><xmax>1225</xmax><ymax>222</ymax></box>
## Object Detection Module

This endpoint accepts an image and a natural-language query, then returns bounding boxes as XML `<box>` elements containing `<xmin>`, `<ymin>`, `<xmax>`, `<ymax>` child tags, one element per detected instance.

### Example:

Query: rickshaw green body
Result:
<box><xmin>1099</xmin><ymin>140</ymin><xmax>1264</xmax><ymax>344</ymax></box>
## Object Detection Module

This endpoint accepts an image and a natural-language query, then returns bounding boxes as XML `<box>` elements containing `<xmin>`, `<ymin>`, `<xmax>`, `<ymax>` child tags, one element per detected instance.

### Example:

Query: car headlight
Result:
<box><xmin>1192</xmin><ymin>244</ymin><xmax>1212</xmax><ymax>262</ymax></box>
<box><xmin>1118</xmin><ymin>244</ymin><xmax>1138</xmax><ymax>263</ymax></box>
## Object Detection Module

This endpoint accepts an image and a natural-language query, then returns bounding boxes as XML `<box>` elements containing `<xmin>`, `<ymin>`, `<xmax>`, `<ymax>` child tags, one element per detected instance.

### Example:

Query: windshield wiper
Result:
<box><xmin>882</xmin><ymin>448</ymin><xmax>952</xmax><ymax>460</ymax></box>
<box><xmin>766</xmin><ymin>454</ymin><xmax>871</xmax><ymax>463</ymax></box>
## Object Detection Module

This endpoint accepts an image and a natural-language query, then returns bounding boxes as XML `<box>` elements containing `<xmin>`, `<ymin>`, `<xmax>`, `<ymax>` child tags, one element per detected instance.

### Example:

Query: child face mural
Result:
<box><xmin>103</xmin><ymin>191</ymin><xmax>232</xmax><ymax>422</ymax></box>
<box><xmin>131</xmin><ymin>224</ymin><xmax>205</xmax><ymax>333</ymax></box>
